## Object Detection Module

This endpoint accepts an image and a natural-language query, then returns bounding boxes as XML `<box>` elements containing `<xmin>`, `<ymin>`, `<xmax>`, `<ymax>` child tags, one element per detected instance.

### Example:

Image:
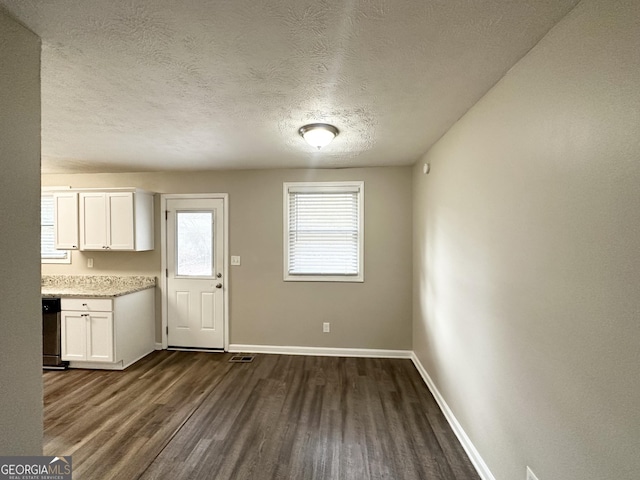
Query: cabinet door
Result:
<box><xmin>61</xmin><ymin>312</ymin><xmax>87</xmax><ymax>361</ymax></box>
<box><xmin>54</xmin><ymin>192</ymin><xmax>79</xmax><ymax>249</ymax></box>
<box><xmin>107</xmin><ymin>192</ymin><xmax>135</xmax><ymax>250</ymax></box>
<box><xmin>80</xmin><ymin>192</ymin><xmax>107</xmax><ymax>250</ymax></box>
<box><xmin>86</xmin><ymin>312</ymin><xmax>114</xmax><ymax>362</ymax></box>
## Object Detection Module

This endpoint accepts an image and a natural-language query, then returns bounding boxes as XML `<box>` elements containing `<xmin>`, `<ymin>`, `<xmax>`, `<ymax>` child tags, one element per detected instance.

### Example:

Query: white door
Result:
<box><xmin>86</xmin><ymin>312</ymin><xmax>114</xmax><ymax>362</ymax></box>
<box><xmin>166</xmin><ymin>197</ymin><xmax>225</xmax><ymax>349</ymax></box>
<box><xmin>107</xmin><ymin>192</ymin><xmax>135</xmax><ymax>250</ymax></box>
<box><xmin>54</xmin><ymin>192</ymin><xmax>79</xmax><ymax>250</ymax></box>
<box><xmin>80</xmin><ymin>192</ymin><xmax>107</xmax><ymax>250</ymax></box>
<box><xmin>61</xmin><ymin>312</ymin><xmax>87</xmax><ymax>361</ymax></box>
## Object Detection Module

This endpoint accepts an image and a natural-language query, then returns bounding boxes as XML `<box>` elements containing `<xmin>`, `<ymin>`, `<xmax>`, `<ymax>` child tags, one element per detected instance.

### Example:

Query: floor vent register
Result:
<box><xmin>229</xmin><ymin>355</ymin><xmax>255</xmax><ymax>363</ymax></box>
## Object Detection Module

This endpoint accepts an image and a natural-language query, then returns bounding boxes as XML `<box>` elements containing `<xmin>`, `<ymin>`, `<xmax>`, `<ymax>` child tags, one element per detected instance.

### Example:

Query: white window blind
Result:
<box><xmin>41</xmin><ymin>195</ymin><xmax>69</xmax><ymax>262</ymax></box>
<box><xmin>284</xmin><ymin>182</ymin><xmax>363</xmax><ymax>282</ymax></box>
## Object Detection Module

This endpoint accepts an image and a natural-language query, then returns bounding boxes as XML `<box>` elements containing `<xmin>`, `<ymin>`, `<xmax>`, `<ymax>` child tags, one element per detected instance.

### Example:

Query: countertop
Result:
<box><xmin>42</xmin><ymin>275</ymin><xmax>156</xmax><ymax>298</ymax></box>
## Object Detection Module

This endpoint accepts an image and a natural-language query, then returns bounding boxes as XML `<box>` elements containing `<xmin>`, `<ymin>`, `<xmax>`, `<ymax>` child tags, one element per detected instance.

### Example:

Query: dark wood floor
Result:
<box><xmin>43</xmin><ymin>351</ymin><xmax>479</xmax><ymax>480</ymax></box>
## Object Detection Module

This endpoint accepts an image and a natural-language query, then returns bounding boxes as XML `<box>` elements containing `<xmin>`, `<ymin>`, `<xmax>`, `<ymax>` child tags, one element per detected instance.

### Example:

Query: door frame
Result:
<box><xmin>160</xmin><ymin>193</ymin><xmax>230</xmax><ymax>351</ymax></box>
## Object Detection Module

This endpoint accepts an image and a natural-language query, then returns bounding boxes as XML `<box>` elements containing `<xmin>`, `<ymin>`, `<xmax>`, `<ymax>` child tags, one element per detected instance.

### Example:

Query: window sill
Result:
<box><xmin>284</xmin><ymin>273</ymin><xmax>364</xmax><ymax>283</ymax></box>
<box><xmin>42</xmin><ymin>254</ymin><xmax>72</xmax><ymax>264</ymax></box>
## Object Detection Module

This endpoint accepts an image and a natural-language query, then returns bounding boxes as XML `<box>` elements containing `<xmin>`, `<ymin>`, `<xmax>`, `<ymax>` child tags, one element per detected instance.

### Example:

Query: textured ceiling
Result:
<box><xmin>1</xmin><ymin>0</ymin><xmax>579</xmax><ymax>173</ymax></box>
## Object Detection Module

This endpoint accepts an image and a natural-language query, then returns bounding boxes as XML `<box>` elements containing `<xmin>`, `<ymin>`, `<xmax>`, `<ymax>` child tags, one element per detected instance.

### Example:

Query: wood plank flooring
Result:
<box><xmin>43</xmin><ymin>351</ymin><xmax>480</xmax><ymax>480</ymax></box>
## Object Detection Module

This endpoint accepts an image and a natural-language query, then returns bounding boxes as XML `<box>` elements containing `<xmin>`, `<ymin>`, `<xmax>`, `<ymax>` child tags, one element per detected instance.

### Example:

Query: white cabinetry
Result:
<box><xmin>79</xmin><ymin>190</ymin><xmax>154</xmax><ymax>251</ymax></box>
<box><xmin>61</xmin><ymin>289</ymin><xmax>155</xmax><ymax>370</ymax></box>
<box><xmin>79</xmin><ymin>192</ymin><xmax>108</xmax><ymax>250</ymax></box>
<box><xmin>53</xmin><ymin>192</ymin><xmax>79</xmax><ymax>250</ymax></box>
<box><xmin>61</xmin><ymin>299</ymin><xmax>113</xmax><ymax>362</ymax></box>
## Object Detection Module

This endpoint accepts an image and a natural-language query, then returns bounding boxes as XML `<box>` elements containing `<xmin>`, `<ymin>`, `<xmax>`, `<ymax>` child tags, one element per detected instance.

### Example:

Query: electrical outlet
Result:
<box><xmin>323</xmin><ymin>322</ymin><xmax>330</xmax><ymax>333</ymax></box>
<box><xmin>526</xmin><ymin>467</ymin><xmax>540</xmax><ymax>480</ymax></box>
<box><xmin>231</xmin><ymin>256</ymin><xmax>241</xmax><ymax>266</ymax></box>
<box><xmin>87</xmin><ymin>258</ymin><xmax>94</xmax><ymax>268</ymax></box>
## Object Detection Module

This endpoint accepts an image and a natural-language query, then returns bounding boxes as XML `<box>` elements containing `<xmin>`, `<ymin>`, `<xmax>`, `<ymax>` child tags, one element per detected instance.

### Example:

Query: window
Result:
<box><xmin>176</xmin><ymin>211</ymin><xmax>214</xmax><ymax>277</ymax></box>
<box><xmin>41</xmin><ymin>194</ymin><xmax>71</xmax><ymax>264</ymax></box>
<box><xmin>284</xmin><ymin>181</ymin><xmax>364</xmax><ymax>282</ymax></box>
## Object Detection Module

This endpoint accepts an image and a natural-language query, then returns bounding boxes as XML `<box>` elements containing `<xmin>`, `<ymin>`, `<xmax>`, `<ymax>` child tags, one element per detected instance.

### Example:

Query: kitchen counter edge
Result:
<box><xmin>42</xmin><ymin>284</ymin><xmax>156</xmax><ymax>298</ymax></box>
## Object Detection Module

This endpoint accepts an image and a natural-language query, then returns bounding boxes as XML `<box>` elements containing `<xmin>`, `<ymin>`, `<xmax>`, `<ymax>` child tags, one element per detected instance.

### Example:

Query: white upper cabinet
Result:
<box><xmin>80</xmin><ymin>192</ymin><xmax>108</xmax><ymax>250</ymax></box>
<box><xmin>79</xmin><ymin>190</ymin><xmax>154</xmax><ymax>251</ymax></box>
<box><xmin>108</xmin><ymin>192</ymin><xmax>136</xmax><ymax>249</ymax></box>
<box><xmin>53</xmin><ymin>191</ymin><xmax>79</xmax><ymax>249</ymax></box>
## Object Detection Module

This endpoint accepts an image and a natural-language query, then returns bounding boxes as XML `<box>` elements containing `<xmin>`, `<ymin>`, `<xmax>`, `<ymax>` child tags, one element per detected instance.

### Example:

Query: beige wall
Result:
<box><xmin>0</xmin><ymin>9</ymin><xmax>42</xmax><ymax>454</ymax></box>
<box><xmin>43</xmin><ymin>167</ymin><xmax>413</xmax><ymax>350</ymax></box>
<box><xmin>413</xmin><ymin>1</ymin><xmax>640</xmax><ymax>479</ymax></box>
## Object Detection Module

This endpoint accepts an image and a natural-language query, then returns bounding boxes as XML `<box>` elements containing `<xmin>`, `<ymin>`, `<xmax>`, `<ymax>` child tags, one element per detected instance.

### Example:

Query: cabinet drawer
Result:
<box><xmin>61</xmin><ymin>298</ymin><xmax>113</xmax><ymax>312</ymax></box>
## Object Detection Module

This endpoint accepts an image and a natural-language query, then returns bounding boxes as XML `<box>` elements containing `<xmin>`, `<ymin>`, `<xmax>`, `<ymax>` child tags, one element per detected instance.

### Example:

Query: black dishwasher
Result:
<box><xmin>42</xmin><ymin>298</ymin><xmax>67</xmax><ymax>369</ymax></box>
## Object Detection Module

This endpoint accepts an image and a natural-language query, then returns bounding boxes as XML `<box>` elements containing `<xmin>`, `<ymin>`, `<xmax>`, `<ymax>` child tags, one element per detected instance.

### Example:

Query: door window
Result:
<box><xmin>176</xmin><ymin>211</ymin><xmax>214</xmax><ymax>277</ymax></box>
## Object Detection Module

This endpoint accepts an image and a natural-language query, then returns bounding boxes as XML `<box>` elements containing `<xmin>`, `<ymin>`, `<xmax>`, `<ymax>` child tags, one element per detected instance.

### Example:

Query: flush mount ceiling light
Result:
<box><xmin>298</xmin><ymin>123</ymin><xmax>339</xmax><ymax>149</ymax></box>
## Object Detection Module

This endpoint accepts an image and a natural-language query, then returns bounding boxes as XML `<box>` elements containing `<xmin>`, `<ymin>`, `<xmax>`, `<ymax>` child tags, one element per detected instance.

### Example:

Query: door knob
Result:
<box><xmin>216</xmin><ymin>283</ymin><xmax>223</xmax><ymax>289</ymax></box>
<box><xmin>216</xmin><ymin>272</ymin><xmax>222</xmax><ymax>278</ymax></box>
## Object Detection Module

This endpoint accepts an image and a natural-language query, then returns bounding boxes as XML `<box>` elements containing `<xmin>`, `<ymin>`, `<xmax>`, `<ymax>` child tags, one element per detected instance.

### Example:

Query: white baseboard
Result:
<box><xmin>67</xmin><ymin>360</ymin><xmax>124</xmax><ymax>371</ymax></box>
<box><xmin>155</xmin><ymin>343</ymin><xmax>163</xmax><ymax>350</ymax></box>
<box><xmin>410</xmin><ymin>353</ymin><xmax>495</xmax><ymax>480</ymax></box>
<box><xmin>228</xmin><ymin>344</ymin><xmax>412</xmax><ymax>359</ymax></box>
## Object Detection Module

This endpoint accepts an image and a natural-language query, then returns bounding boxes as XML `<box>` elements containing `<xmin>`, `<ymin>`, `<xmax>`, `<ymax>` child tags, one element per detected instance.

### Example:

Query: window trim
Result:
<box><xmin>41</xmin><ymin>193</ymin><xmax>72</xmax><ymax>264</ymax></box>
<box><xmin>283</xmin><ymin>181</ymin><xmax>364</xmax><ymax>283</ymax></box>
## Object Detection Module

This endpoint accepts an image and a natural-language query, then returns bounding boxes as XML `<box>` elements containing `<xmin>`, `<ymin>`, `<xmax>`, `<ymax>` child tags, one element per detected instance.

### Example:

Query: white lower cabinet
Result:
<box><xmin>61</xmin><ymin>309</ymin><xmax>113</xmax><ymax>362</ymax></box>
<box><xmin>61</xmin><ymin>289</ymin><xmax>155</xmax><ymax>370</ymax></box>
